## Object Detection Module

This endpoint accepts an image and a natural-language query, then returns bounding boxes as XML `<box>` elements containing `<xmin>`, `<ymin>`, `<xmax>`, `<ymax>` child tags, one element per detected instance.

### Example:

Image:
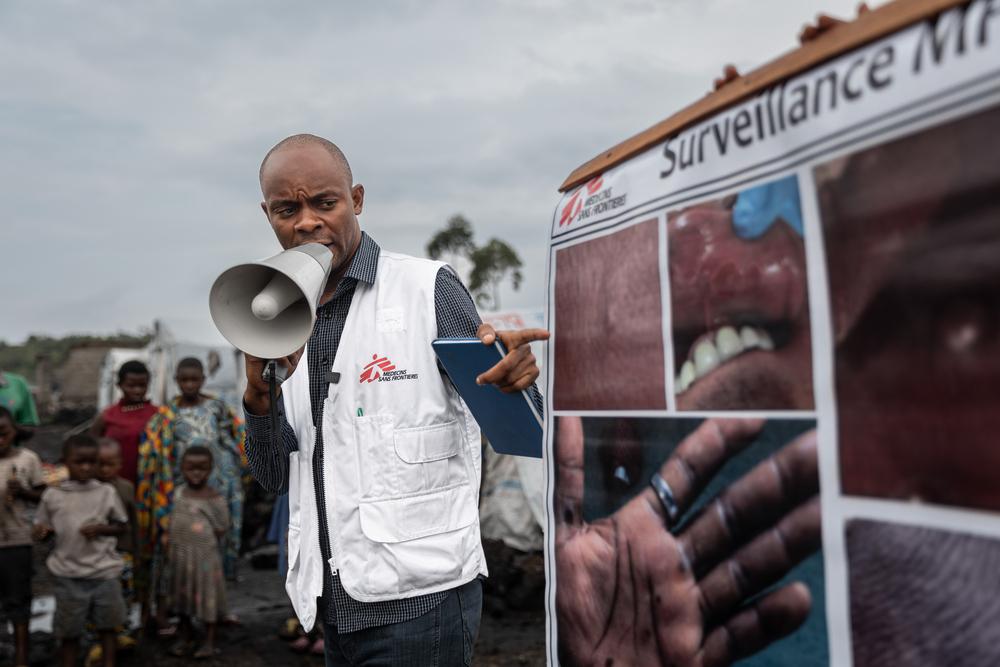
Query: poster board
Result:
<box><xmin>544</xmin><ymin>1</ymin><xmax>1000</xmax><ymax>665</ymax></box>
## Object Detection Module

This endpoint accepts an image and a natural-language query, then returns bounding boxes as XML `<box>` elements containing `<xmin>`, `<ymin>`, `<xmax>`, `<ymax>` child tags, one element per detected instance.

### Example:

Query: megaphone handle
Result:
<box><xmin>267</xmin><ymin>360</ymin><xmax>281</xmax><ymax>452</ymax></box>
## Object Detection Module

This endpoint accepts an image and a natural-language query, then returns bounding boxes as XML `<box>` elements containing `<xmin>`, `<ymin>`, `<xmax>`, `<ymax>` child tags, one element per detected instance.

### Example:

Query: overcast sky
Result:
<box><xmin>0</xmin><ymin>0</ymin><xmax>861</xmax><ymax>345</ymax></box>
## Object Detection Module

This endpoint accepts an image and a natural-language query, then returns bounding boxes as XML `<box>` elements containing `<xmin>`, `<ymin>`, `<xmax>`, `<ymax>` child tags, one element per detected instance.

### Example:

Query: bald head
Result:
<box><xmin>260</xmin><ymin>134</ymin><xmax>352</xmax><ymax>191</ymax></box>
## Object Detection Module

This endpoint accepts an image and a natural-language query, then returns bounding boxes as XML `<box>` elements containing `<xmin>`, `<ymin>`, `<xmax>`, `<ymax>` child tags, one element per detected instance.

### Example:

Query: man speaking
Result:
<box><xmin>243</xmin><ymin>134</ymin><xmax>547</xmax><ymax>666</ymax></box>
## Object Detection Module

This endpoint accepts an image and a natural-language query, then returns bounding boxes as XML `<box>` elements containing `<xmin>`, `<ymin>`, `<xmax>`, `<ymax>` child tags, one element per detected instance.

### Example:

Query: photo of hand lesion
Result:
<box><xmin>817</xmin><ymin>104</ymin><xmax>1000</xmax><ymax>512</ymax></box>
<box><xmin>668</xmin><ymin>175</ymin><xmax>815</xmax><ymax>411</ymax></box>
<box><xmin>553</xmin><ymin>416</ymin><xmax>825</xmax><ymax>667</ymax></box>
<box><xmin>553</xmin><ymin>219</ymin><xmax>667</xmax><ymax>411</ymax></box>
<box><xmin>846</xmin><ymin>519</ymin><xmax>1000</xmax><ymax>667</ymax></box>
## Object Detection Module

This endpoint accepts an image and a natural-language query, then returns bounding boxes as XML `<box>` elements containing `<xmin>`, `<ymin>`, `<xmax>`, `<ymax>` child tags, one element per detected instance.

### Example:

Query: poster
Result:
<box><xmin>544</xmin><ymin>1</ymin><xmax>1000</xmax><ymax>665</ymax></box>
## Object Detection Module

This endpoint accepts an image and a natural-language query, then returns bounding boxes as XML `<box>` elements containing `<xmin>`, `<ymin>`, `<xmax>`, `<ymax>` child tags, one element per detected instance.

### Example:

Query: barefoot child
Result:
<box><xmin>0</xmin><ymin>406</ymin><xmax>45</xmax><ymax>667</ymax></box>
<box><xmin>165</xmin><ymin>445</ymin><xmax>229</xmax><ymax>659</ymax></box>
<box><xmin>34</xmin><ymin>435</ymin><xmax>127</xmax><ymax>667</ymax></box>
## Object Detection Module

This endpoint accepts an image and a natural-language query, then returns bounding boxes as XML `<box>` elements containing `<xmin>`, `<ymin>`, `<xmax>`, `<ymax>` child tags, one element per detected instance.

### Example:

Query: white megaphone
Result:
<box><xmin>209</xmin><ymin>243</ymin><xmax>333</xmax><ymax>361</ymax></box>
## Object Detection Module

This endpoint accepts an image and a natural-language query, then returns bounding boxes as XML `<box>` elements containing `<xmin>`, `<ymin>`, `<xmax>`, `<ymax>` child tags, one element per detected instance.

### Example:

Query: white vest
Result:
<box><xmin>282</xmin><ymin>251</ymin><xmax>486</xmax><ymax>631</ymax></box>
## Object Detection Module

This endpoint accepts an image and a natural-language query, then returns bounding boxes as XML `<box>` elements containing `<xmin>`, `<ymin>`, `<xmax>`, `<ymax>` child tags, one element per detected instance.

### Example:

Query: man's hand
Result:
<box><xmin>713</xmin><ymin>64</ymin><xmax>740</xmax><ymax>91</ymax></box>
<box><xmin>243</xmin><ymin>349</ymin><xmax>304</xmax><ymax>416</ymax></box>
<box><xmin>555</xmin><ymin>417</ymin><xmax>821</xmax><ymax>666</ymax></box>
<box><xmin>474</xmin><ymin>324</ymin><xmax>549</xmax><ymax>393</ymax></box>
<box><xmin>799</xmin><ymin>4</ymin><xmax>869</xmax><ymax>44</ymax></box>
<box><xmin>33</xmin><ymin>523</ymin><xmax>53</xmax><ymax>541</ymax></box>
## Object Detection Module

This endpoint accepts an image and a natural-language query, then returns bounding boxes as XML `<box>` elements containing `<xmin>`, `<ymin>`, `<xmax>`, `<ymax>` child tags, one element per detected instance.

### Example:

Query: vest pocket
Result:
<box><xmin>358</xmin><ymin>484</ymin><xmax>478</xmax><ymax>543</ymax></box>
<box><xmin>355</xmin><ymin>416</ymin><xmax>470</xmax><ymax>500</ymax></box>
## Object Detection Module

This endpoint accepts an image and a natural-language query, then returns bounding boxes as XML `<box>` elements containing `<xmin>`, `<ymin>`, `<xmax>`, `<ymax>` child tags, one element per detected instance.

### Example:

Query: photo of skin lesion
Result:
<box><xmin>846</xmin><ymin>519</ymin><xmax>1000</xmax><ymax>667</ymax></box>
<box><xmin>668</xmin><ymin>175</ymin><xmax>815</xmax><ymax>411</ymax></box>
<box><xmin>553</xmin><ymin>416</ymin><xmax>826</xmax><ymax>667</ymax></box>
<box><xmin>553</xmin><ymin>219</ymin><xmax>666</xmax><ymax>411</ymax></box>
<box><xmin>816</xmin><ymin>104</ymin><xmax>1000</xmax><ymax>512</ymax></box>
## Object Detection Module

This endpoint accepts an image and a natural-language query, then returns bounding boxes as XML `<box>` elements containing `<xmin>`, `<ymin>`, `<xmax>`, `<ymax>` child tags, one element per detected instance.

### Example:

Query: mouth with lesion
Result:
<box><xmin>668</xmin><ymin>199</ymin><xmax>813</xmax><ymax>410</ymax></box>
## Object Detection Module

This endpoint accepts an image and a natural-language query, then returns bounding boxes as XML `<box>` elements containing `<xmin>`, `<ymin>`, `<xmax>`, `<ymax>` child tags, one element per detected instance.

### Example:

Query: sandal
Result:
<box><xmin>193</xmin><ymin>644</ymin><xmax>221</xmax><ymax>659</ymax></box>
<box><xmin>157</xmin><ymin>624</ymin><xmax>179</xmax><ymax>638</ymax></box>
<box><xmin>168</xmin><ymin>640</ymin><xmax>193</xmax><ymax>657</ymax></box>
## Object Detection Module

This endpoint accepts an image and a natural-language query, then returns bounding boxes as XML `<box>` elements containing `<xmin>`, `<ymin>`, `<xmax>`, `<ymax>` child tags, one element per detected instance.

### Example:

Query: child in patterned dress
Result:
<box><xmin>164</xmin><ymin>445</ymin><xmax>229</xmax><ymax>659</ymax></box>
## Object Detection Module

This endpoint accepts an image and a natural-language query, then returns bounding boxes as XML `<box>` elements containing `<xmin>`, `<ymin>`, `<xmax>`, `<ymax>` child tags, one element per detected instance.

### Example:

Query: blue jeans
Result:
<box><xmin>324</xmin><ymin>578</ymin><xmax>483</xmax><ymax>667</ymax></box>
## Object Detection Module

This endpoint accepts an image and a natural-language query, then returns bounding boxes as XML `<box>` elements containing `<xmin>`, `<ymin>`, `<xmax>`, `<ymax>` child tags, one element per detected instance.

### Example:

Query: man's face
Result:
<box><xmin>66</xmin><ymin>446</ymin><xmax>98</xmax><ymax>482</ymax></box>
<box><xmin>119</xmin><ymin>373</ymin><xmax>149</xmax><ymax>404</ymax></box>
<box><xmin>97</xmin><ymin>448</ymin><xmax>121</xmax><ymax>483</ymax></box>
<box><xmin>260</xmin><ymin>143</ymin><xmax>364</xmax><ymax>274</ymax></box>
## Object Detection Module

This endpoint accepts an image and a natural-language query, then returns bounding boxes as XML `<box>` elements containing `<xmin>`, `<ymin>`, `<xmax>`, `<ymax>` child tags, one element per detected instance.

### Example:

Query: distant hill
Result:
<box><xmin>0</xmin><ymin>333</ymin><xmax>151</xmax><ymax>379</ymax></box>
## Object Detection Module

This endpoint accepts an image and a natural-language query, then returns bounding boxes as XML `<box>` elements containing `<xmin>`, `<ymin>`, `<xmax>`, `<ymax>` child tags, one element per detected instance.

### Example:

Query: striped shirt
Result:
<box><xmin>244</xmin><ymin>232</ymin><xmax>542</xmax><ymax>632</ymax></box>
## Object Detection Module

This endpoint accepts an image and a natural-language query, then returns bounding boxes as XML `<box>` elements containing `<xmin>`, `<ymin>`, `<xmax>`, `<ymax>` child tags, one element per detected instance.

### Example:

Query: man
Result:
<box><xmin>243</xmin><ymin>134</ymin><xmax>547</xmax><ymax>666</ymax></box>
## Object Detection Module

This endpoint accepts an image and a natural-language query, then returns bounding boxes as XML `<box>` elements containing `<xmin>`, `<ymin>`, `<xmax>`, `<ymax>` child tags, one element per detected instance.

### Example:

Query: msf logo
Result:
<box><xmin>558</xmin><ymin>175</ymin><xmax>604</xmax><ymax>227</ymax></box>
<box><xmin>360</xmin><ymin>354</ymin><xmax>396</xmax><ymax>383</ymax></box>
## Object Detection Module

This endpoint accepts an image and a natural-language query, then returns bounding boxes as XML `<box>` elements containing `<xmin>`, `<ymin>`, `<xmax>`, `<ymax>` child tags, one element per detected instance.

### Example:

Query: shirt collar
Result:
<box><xmin>343</xmin><ymin>232</ymin><xmax>380</xmax><ymax>286</ymax></box>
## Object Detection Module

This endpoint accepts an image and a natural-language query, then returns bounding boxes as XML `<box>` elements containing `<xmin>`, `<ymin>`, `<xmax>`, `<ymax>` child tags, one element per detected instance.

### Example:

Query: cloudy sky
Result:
<box><xmin>1</xmin><ymin>0</ymin><xmax>861</xmax><ymax>345</ymax></box>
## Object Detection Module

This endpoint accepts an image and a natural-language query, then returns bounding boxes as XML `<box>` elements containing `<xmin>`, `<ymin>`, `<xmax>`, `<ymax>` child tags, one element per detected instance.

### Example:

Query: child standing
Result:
<box><xmin>91</xmin><ymin>360</ymin><xmax>158</xmax><ymax>485</ymax></box>
<box><xmin>34</xmin><ymin>434</ymin><xmax>128</xmax><ymax>667</ymax></box>
<box><xmin>0</xmin><ymin>406</ymin><xmax>45</xmax><ymax>667</ymax></box>
<box><xmin>165</xmin><ymin>445</ymin><xmax>229</xmax><ymax>659</ymax></box>
<box><xmin>82</xmin><ymin>438</ymin><xmax>139</xmax><ymax>667</ymax></box>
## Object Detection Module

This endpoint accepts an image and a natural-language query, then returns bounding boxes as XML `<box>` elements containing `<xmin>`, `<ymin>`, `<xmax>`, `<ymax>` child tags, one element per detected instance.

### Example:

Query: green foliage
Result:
<box><xmin>426</xmin><ymin>215</ymin><xmax>476</xmax><ymax>263</ymax></box>
<box><xmin>427</xmin><ymin>214</ymin><xmax>523</xmax><ymax>310</ymax></box>
<box><xmin>0</xmin><ymin>333</ymin><xmax>151</xmax><ymax>379</ymax></box>
<box><xmin>468</xmin><ymin>239</ymin><xmax>523</xmax><ymax>310</ymax></box>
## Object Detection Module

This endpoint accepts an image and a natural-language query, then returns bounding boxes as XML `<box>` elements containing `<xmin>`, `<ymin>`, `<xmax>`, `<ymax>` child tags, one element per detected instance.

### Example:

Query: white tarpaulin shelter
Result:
<box><xmin>477</xmin><ymin>308</ymin><xmax>546</xmax><ymax>552</ymax></box>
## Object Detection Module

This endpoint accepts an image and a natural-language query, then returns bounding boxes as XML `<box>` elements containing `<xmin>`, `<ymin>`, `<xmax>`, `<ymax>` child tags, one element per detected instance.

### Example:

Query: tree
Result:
<box><xmin>468</xmin><ymin>238</ymin><xmax>523</xmax><ymax>310</ymax></box>
<box><xmin>426</xmin><ymin>215</ymin><xmax>476</xmax><ymax>267</ymax></box>
<box><xmin>426</xmin><ymin>214</ymin><xmax>524</xmax><ymax>310</ymax></box>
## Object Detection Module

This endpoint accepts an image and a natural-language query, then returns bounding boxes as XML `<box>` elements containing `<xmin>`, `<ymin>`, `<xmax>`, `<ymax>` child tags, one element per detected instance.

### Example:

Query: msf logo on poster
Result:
<box><xmin>359</xmin><ymin>354</ymin><xmax>419</xmax><ymax>384</ymax></box>
<box><xmin>558</xmin><ymin>175</ymin><xmax>627</xmax><ymax>228</ymax></box>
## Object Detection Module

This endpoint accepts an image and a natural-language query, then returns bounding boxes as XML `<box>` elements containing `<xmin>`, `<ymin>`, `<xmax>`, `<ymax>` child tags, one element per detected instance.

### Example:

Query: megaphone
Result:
<box><xmin>209</xmin><ymin>243</ymin><xmax>333</xmax><ymax>359</ymax></box>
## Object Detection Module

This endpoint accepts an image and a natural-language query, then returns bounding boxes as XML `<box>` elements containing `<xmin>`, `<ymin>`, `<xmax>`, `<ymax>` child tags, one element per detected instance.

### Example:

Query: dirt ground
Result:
<box><xmin>1</xmin><ymin>426</ymin><xmax>546</xmax><ymax>666</ymax></box>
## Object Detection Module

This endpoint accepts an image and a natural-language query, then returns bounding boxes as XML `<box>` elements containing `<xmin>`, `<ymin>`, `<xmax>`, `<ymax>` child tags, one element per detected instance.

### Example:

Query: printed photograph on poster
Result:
<box><xmin>846</xmin><ymin>519</ymin><xmax>1000</xmax><ymax>667</ymax></box>
<box><xmin>668</xmin><ymin>175</ymin><xmax>814</xmax><ymax>411</ymax></box>
<box><xmin>552</xmin><ymin>416</ymin><xmax>825</xmax><ymax>666</ymax></box>
<box><xmin>816</xmin><ymin>104</ymin><xmax>1000</xmax><ymax>512</ymax></box>
<box><xmin>552</xmin><ymin>219</ymin><xmax>666</xmax><ymax>411</ymax></box>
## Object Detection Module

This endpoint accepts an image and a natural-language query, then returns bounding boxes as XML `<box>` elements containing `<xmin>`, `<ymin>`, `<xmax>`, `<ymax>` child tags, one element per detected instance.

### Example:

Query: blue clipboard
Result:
<box><xmin>432</xmin><ymin>338</ymin><xmax>543</xmax><ymax>458</ymax></box>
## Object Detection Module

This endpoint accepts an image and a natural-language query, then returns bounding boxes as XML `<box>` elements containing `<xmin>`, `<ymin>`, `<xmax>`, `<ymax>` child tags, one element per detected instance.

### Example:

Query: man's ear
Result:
<box><xmin>352</xmin><ymin>184</ymin><xmax>365</xmax><ymax>215</ymax></box>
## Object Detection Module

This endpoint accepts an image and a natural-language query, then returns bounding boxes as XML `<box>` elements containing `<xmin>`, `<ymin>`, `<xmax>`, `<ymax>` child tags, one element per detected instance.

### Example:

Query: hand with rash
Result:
<box><xmin>555</xmin><ymin>418</ymin><xmax>820</xmax><ymax>666</ymax></box>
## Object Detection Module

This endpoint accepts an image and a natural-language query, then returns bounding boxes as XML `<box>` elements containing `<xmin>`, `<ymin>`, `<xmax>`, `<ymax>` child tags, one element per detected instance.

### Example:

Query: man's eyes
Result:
<box><xmin>319</xmin><ymin>199</ymin><xmax>336</xmax><ymax>208</ymax></box>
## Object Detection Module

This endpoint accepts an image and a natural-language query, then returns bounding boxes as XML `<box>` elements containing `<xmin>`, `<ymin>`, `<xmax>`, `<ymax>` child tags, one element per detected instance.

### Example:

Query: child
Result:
<box><xmin>164</xmin><ymin>445</ymin><xmax>229</xmax><ymax>659</ymax></box>
<box><xmin>83</xmin><ymin>439</ymin><xmax>139</xmax><ymax>666</ymax></box>
<box><xmin>34</xmin><ymin>434</ymin><xmax>127</xmax><ymax>667</ymax></box>
<box><xmin>138</xmin><ymin>356</ymin><xmax>246</xmax><ymax>632</ymax></box>
<box><xmin>0</xmin><ymin>405</ymin><xmax>45</xmax><ymax>667</ymax></box>
<box><xmin>91</xmin><ymin>360</ymin><xmax>158</xmax><ymax>485</ymax></box>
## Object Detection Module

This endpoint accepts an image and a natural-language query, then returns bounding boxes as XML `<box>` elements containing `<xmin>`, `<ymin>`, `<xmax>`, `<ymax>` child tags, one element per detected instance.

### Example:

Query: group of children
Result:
<box><xmin>0</xmin><ymin>357</ymin><xmax>245</xmax><ymax>666</ymax></box>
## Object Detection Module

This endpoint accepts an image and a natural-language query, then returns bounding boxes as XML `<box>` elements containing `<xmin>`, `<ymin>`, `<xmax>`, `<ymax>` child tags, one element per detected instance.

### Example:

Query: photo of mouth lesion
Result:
<box><xmin>817</xmin><ymin>104</ymin><xmax>1000</xmax><ymax>512</ymax></box>
<box><xmin>668</xmin><ymin>175</ymin><xmax>815</xmax><ymax>411</ymax></box>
